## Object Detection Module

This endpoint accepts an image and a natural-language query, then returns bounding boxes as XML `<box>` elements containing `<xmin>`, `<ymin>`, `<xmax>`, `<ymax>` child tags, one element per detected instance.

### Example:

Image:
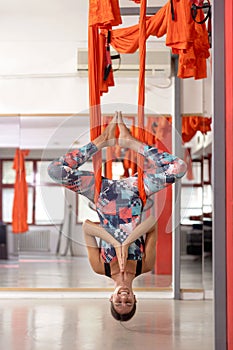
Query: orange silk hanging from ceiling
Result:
<box><xmin>88</xmin><ymin>25</ymin><xmax>102</xmax><ymax>202</ymax></box>
<box><xmin>89</xmin><ymin>0</ymin><xmax>122</xmax><ymax>27</ymax></box>
<box><xmin>137</xmin><ymin>0</ymin><xmax>147</xmax><ymax>205</ymax></box>
<box><xmin>88</xmin><ymin>0</ymin><xmax>122</xmax><ymax>202</ymax></box>
<box><xmin>98</xmin><ymin>0</ymin><xmax>210</xmax><ymax>95</ymax></box>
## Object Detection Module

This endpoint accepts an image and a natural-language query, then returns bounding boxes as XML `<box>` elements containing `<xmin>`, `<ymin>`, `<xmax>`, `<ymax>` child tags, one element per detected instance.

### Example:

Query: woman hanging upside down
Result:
<box><xmin>48</xmin><ymin>111</ymin><xmax>187</xmax><ymax>321</ymax></box>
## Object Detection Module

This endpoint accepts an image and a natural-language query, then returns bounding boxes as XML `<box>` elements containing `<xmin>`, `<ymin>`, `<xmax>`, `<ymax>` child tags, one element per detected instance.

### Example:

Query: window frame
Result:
<box><xmin>0</xmin><ymin>158</ymin><xmax>62</xmax><ymax>226</ymax></box>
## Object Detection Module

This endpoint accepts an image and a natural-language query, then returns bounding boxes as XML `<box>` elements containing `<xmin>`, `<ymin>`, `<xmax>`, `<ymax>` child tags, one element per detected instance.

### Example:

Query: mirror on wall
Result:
<box><xmin>0</xmin><ymin>114</ymin><xmax>212</xmax><ymax>292</ymax></box>
<box><xmin>0</xmin><ymin>116</ymin><xmax>20</xmax><ymax>287</ymax></box>
<box><xmin>180</xmin><ymin>118</ymin><xmax>212</xmax><ymax>293</ymax></box>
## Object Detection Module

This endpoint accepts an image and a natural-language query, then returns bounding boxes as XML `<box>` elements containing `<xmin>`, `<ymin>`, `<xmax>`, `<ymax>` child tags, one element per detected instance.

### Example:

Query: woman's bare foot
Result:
<box><xmin>93</xmin><ymin>112</ymin><xmax>118</xmax><ymax>149</ymax></box>
<box><xmin>118</xmin><ymin>111</ymin><xmax>141</xmax><ymax>151</ymax></box>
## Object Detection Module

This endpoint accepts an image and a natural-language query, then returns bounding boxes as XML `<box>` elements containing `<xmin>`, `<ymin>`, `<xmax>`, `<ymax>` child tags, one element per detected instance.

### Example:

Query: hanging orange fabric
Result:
<box><xmin>98</xmin><ymin>0</ymin><xmax>210</xmax><ymax>95</ymax></box>
<box><xmin>89</xmin><ymin>0</ymin><xmax>122</xmax><ymax>27</ymax></box>
<box><xmin>12</xmin><ymin>149</ymin><xmax>30</xmax><ymax>234</ymax></box>
<box><xmin>88</xmin><ymin>26</ymin><xmax>102</xmax><ymax>202</ymax></box>
<box><xmin>88</xmin><ymin>0</ymin><xmax>122</xmax><ymax>202</ymax></box>
<box><xmin>103</xmin><ymin>5</ymin><xmax>168</xmax><ymax>53</ymax></box>
<box><xmin>174</xmin><ymin>3</ymin><xmax>210</xmax><ymax>79</ymax></box>
<box><xmin>182</xmin><ymin>115</ymin><xmax>211</xmax><ymax>142</ymax></box>
<box><xmin>137</xmin><ymin>0</ymin><xmax>147</xmax><ymax>205</ymax></box>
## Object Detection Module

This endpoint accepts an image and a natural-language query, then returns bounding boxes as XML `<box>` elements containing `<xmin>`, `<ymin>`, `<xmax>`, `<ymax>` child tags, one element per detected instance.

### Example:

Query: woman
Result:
<box><xmin>48</xmin><ymin>112</ymin><xmax>186</xmax><ymax>320</ymax></box>
<box><xmin>82</xmin><ymin>215</ymin><xmax>157</xmax><ymax>321</ymax></box>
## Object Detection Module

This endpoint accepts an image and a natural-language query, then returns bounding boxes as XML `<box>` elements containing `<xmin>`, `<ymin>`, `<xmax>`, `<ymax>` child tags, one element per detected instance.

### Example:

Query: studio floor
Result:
<box><xmin>0</xmin><ymin>253</ymin><xmax>212</xmax><ymax>291</ymax></box>
<box><xmin>0</xmin><ymin>298</ymin><xmax>213</xmax><ymax>350</ymax></box>
<box><xmin>0</xmin><ymin>254</ymin><xmax>213</xmax><ymax>350</ymax></box>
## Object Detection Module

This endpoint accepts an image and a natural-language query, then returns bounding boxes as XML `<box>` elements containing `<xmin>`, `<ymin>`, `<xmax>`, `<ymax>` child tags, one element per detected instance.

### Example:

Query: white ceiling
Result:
<box><xmin>0</xmin><ymin>115</ymin><xmax>91</xmax><ymax>150</ymax></box>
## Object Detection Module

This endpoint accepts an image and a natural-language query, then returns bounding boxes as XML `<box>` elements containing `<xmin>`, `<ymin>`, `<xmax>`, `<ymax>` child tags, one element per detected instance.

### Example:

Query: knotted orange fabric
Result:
<box><xmin>88</xmin><ymin>0</ymin><xmax>210</xmax><ymax>202</ymax></box>
<box><xmin>99</xmin><ymin>0</ymin><xmax>210</xmax><ymax>93</ymax></box>
<box><xmin>12</xmin><ymin>149</ymin><xmax>30</xmax><ymax>233</ymax></box>
<box><xmin>89</xmin><ymin>0</ymin><xmax>122</xmax><ymax>27</ymax></box>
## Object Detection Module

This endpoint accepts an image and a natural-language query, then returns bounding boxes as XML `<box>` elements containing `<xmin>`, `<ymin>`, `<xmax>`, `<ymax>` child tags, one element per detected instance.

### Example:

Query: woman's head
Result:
<box><xmin>110</xmin><ymin>286</ymin><xmax>137</xmax><ymax>321</ymax></box>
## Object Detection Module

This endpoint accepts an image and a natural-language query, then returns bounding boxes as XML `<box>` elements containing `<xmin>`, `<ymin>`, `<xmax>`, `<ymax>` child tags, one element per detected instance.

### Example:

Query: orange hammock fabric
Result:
<box><xmin>89</xmin><ymin>0</ymin><xmax>148</xmax><ymax>204</ymax></box>
<box><xmin>137</xmin><ymin>0</ymin><xmax>147</xmax><ymax>205</ymax></box>
<box><xmin>88</xmin><ymin>25</ymin><xmax>103</xmax><ymax>202</ymax></box>
<box><xmin>182</xmin><ymin>115</ymin><xmax>212</xmax><ymax>142</ymax></box>
<box><xmin>89</xmin><ymin>0</ymin><xmax>122</xmax><ymax>27</ymax></box>
<box><xmin>88</xmin><ymin>0</ymin><xmax>210</xmax><ymax>203</ymax></box>
<box><xmin>12</xmin><ymin>149</ymin><xmax>30</xmax><ymax>233</ymax></box>
<box><xmin>88</xmin><ymin>1</ymin><xmax>122</xmax><ymax>201</ymax></box>
<box><xmin>98</xmin><ymin>0</ymin><xmax>210</xmax><ymax>95</ymax></box>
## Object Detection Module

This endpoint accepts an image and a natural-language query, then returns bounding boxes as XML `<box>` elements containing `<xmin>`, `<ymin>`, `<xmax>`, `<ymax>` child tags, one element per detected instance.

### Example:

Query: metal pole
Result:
<box><xmin>172</xmin><ymin>56</ymin><xmax>182</xmax><ymax>299</ymax></box>
<box><xmin>213</xmin><ymin>1</ymin><xmax>227</xmax><ymax>349</ymax></box>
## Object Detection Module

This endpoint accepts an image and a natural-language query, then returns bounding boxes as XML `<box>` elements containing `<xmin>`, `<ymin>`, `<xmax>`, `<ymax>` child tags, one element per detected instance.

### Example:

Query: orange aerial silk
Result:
<box><xmin>88</xmin><ymin>0</ymin><xmax>210</xmax><ymax>202</ymax></box>
<box><xmin>182</xmin><ymin>115</ymin><xmax>212</xmax><ymax>142</ymax></box>
<box><xmin>12</xmin><ymin>149</ymin><xmax>30</xmax><ymax>233</ymax></box>
<box><xmin>88</xmin><ymin>25</ymin><xmax>102</xmax><ymax>202</ymax></box>
<box><xmin>88</xmin><ymin>0</ymin><xmax>122</xmax><ymax>202</ymax></box>
<box><xmin>137</xmin><ymin>0</ymin><xmax>147</xmax><ymax>205</ymax></box>
<box><xmin>99</xmin><ymin>0</ymin><xmax>210</xmax><ymax>91</ymax></box>
<box><xmin>89</xmin><ymin>0</ymin><xmax>122</xmax><ymax>27</ymax></box>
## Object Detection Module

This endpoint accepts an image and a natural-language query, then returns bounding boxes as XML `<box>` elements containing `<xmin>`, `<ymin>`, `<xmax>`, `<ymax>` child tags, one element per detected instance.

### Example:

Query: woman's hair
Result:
<box><xmin>110</xmin><ymin>301</ymin><xmax>136</xmax><ymax>322</ymax></box>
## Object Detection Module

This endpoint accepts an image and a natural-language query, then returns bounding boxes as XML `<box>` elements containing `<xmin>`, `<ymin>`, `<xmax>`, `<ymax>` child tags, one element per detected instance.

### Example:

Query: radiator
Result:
<box><xmin>14</xmin><ymin>230</ymin><xmax>50</xmax><ymax>252</ymax></box>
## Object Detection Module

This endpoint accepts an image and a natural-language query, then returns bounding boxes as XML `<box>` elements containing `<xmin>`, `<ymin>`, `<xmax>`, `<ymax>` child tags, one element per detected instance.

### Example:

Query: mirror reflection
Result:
<box><xmin>18</xmin><ymin>112</ymin><xmax>181</xmax><ymax>291</ymax></box>
<box><xmin>180</xmin><ymin>119</ymin><xmax>212</xmax><ymax>292</ymax></box>
<box><xmin>0</xmin><ymin>113</ymin><xmax>212</xmax><ymax>294</ymax></box>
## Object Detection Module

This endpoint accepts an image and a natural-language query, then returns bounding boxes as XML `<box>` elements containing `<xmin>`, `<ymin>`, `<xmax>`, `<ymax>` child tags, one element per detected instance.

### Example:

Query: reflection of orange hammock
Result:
<box><xmin>88</xmin><ymin>0</ymin><xmax>210</xmax><ymax>203</ymax></box>
<box><xmin>12</xmin><ymin>149</ymin><xmax>30</xmax><ymax>233</ymax></box>
<box><xmin>124</xmin><ymin>115</ymin><xmax>212</xmax><ymax>179</ymax></box>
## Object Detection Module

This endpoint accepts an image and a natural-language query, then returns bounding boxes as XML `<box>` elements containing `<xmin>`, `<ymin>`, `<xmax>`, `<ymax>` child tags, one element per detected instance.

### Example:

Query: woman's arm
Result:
<box><xmin>122</xmin><ymin>216</ymin><xmax>156</xmax><ymax>246</ymax></box>
<box><xmin>83</xmin><ymin>222</ymin><xmax>105</xmax><ymax>275</ymax></box>
<box><xmin>83</xmin><ymin>216</ymin><xmax>156</xmax><ymax>272</ymax></box>
<box><xmin>142</xmin><ymin>224</ymin><xmax>157</xmax><ymax>273</ymax></box>
<box><xmin>83</xmin><ymin>220</ymin><xmax>127</xmax><ymax>273</ymax></box>
<box><xmin>118</xmin><ymin>216</ymin><xmax>156</xmax><ymax>272</ymax></box>
<box><xmin>83</xmin><ymin>219</ymin><xmax>120</xmax><ymax>247</ymax></box>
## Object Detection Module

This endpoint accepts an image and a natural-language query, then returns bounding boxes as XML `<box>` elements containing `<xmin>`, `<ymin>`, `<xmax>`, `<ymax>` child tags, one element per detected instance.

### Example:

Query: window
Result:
<box><xmin>181</xmin><ymin>155</ymin><xmax>212</xmax><ymax>224</ymax></box>
<box><xmin>0</xmin><ymin>158</ymin><xmax>64</xmax><ymax>225</ymax></box>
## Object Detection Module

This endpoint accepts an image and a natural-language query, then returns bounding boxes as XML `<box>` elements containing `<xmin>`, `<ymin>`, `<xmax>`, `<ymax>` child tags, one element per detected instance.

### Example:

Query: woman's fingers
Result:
<box><xmin>115</xmin><ymin>244</ymin><xmax>128</xmax><ymax>272</ymax></box>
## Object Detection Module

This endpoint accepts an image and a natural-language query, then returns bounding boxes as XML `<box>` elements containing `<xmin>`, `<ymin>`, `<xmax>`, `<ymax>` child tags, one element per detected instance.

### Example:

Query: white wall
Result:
<box><xmin>0</xmin><ymin>0</ymin><xmax>89</xmax><ymax>113</ymax></box>
<box><xmin>0</xmin><ymin>0</ymin><xmax>212</xmax><ymax>116</ymax></box>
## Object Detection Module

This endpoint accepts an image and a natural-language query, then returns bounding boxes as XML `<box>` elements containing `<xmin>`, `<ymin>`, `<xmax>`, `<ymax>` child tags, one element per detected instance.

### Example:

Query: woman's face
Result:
<box><xmin>110</xmin><ymin>286</ymin><xmax>136</xmax><ymax>314</ymax></box>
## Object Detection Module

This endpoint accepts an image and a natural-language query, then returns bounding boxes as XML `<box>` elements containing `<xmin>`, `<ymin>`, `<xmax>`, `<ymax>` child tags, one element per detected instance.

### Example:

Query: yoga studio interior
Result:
<box><xmin>0</xmin><ymin>1</ymin><xmax>231</xmax><ymax>350</ymax></box>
